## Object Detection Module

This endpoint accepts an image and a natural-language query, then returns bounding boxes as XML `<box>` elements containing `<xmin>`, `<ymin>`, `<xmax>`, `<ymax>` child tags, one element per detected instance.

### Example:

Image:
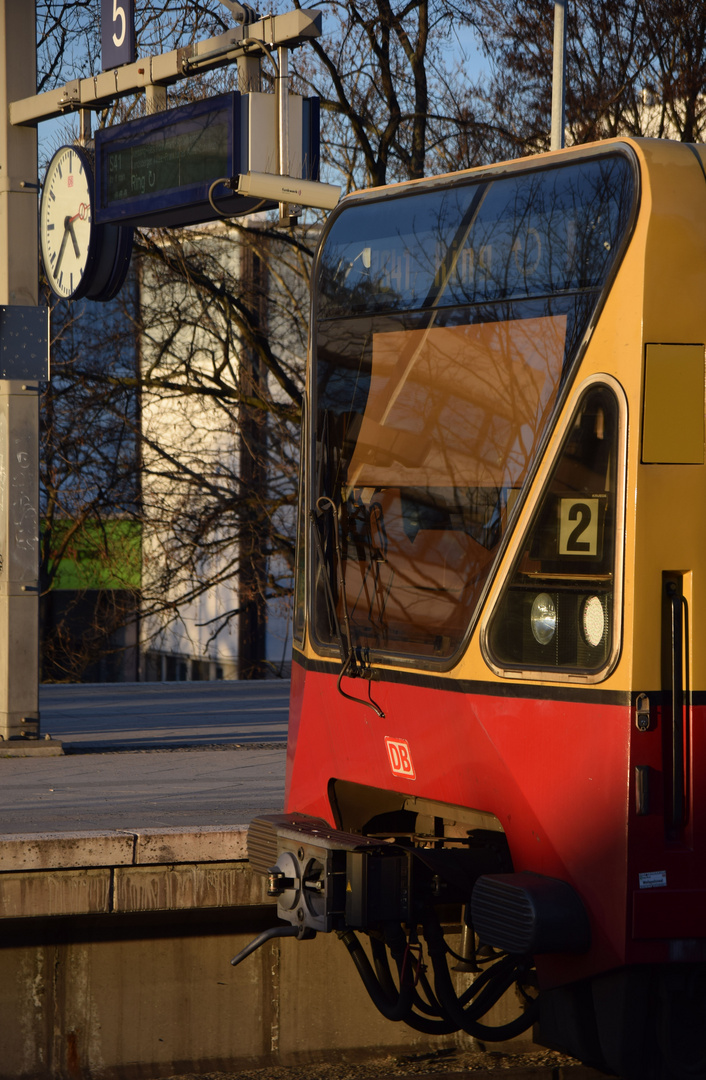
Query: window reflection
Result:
<box><xmin>313</xmin><ymin>153</ymin><xmax>635</xmax><ymax>662</ymax></box>
<box><xmin>319</xmin><ymin>156</ymin><xmax>633</xmax><ymax>318</ymax></box>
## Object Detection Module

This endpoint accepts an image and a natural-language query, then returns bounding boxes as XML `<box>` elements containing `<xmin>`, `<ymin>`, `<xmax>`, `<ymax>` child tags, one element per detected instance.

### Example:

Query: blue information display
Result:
<box><xmin>101</xmin><ymin>0</ymin><xmax>136</xmax><ymax>70</ymax></box>
<box><xmin>95</xmin><ymin>93</ymin><xmax>321</xmax><ymax>229</ymax></box>
<box><xmin>95</xmin><ymin>94</ymin><xmax>248</xmax><ymax>227</ymax></box>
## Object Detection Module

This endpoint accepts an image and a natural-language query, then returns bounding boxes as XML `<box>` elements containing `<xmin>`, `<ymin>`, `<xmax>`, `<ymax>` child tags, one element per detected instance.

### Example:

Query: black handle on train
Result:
<box><xmin>666</xmin><ymin>581</ymin><xmax>689</xmax><ymax>830</ymax></box>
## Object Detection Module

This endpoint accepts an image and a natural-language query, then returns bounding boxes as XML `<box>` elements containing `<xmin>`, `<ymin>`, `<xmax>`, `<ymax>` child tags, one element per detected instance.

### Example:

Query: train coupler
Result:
<box><xmin>246</xmin><ymin>812</ymin><xmax>413</xmax><ymax>937</ymax></box>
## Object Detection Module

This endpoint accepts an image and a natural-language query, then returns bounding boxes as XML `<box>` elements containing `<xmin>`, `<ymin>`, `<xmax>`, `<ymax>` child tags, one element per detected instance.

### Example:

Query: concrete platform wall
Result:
<box><xmin>0</xmin><ymin>828</ymin><xmax>533</xmax><ymax>1080</ymax></box>
<box><xmin>2</xmin><ymin>917</ymin><xmax>467</xmax><ymax>1080</ymax></box>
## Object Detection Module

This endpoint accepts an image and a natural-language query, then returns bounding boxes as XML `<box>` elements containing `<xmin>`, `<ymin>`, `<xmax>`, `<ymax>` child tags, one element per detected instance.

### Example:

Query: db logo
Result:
<box><xmin>385</xmin><ymin>736</ymin><xmax>416</xmax><ymax>780</ymax></box>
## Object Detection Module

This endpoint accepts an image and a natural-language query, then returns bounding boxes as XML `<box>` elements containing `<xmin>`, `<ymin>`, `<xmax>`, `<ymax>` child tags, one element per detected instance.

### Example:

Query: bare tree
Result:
<box><xmin>465</xmin><ymin>0</ymin><xmax>706</xmax><ymax>155</ymax></box>
<box><xmin>131</xmin><ymin>221</ymin><xmax>311</xmax><ymax>676</ymax></box>
<box><xmin>35</xmin><ymin>2</ymin><xmax>317</xmax><ymax>679</ymax></box>
<box><xmin>40</xmin><ymin>286</ymin><xmax>142</xmax><ymax>680</ymax></box>
<box><xmin>289</xmin><ymin>0</ymin><xmax>487</xmax><ymax>187</ymax></box>
<box><xmin>35</xmin><ymin>0</ymin><xmax>473</xmax><ymax>679</ymax></box>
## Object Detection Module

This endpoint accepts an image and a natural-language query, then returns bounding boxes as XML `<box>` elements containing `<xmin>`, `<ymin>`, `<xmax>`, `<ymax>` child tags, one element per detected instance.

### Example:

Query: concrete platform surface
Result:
<box><xmin>0</xmin><ymin>745</ymin><xmax>286</xmax><ymax>834</ymax></box>
<box><xmin>0</xmin><ymin>681</ymin><xmax>290</xmax><ymax>835</ymax></box>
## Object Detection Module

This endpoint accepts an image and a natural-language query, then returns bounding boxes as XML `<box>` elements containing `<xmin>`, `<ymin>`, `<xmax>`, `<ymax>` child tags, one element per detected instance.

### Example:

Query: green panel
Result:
<box><xmin>642</xmin><ymin>344</ymin><xmax>705</xmax><ymax>464</ymax></box>
<box><xmin>45</xmin><ymin>520</ymin><xmax>142</xmax><ymax>591</ymax></box>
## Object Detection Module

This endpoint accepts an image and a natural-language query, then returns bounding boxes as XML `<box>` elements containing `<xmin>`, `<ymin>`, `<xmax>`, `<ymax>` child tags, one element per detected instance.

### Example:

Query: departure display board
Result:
<box><xmin>95</xmin><ymin>93</ymin><xmax>243</xmax><ymax>227</ymax></box>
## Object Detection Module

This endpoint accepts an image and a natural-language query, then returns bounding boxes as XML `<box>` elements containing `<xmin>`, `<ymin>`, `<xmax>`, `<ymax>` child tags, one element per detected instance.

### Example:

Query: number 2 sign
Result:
<box><xmin>101</xmin><ymin>0</ymin><xmax>136</xmax><ymax>71</ymax></box>
<box><xmin>559</xmin><ymin>497</ymin><xmax>600</xmax><ymax>556</ymax></box>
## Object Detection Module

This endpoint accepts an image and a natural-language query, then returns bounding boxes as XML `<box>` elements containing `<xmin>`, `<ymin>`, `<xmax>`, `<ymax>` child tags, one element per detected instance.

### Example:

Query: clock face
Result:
<box><xmin>40</xmin><ymin>145</ymin><xmax>97</xmax><ymax>300</ymax></box>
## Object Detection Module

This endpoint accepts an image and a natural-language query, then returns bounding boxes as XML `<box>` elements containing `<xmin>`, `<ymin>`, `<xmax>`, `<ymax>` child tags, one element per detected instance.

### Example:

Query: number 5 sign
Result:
<box><xmin>101</xmin><ymin>0</ymin><xmax>136</xmax><ymax>71</ymax></box>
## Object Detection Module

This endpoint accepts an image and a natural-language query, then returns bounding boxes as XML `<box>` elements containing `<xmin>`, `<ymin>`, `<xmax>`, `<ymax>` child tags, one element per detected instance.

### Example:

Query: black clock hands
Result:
<box><xmin>55</xmin><ymin>212</ymin><xmax>82</xmax><ymax>276</ymax></box>
<box><xmin>68</xmin><ymin>217</ymin><xmax>80</xmax><ymax>257</ymax></box>
<box><xmin>54</xmin><ymin>218</ymin><xmax>72</xmax><ymax>275</ymax></box>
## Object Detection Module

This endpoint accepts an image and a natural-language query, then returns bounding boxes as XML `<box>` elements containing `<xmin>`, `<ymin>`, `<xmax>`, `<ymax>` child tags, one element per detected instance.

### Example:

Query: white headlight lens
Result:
<box><xmin>530</xmin><ymin>592</ymin><xmax>556</xmax><ymax>645</ymax></box>
<box><xmin>582</xmin><ymin>595</ymin><xmax>605</xmax><ymax>647</ymax></box>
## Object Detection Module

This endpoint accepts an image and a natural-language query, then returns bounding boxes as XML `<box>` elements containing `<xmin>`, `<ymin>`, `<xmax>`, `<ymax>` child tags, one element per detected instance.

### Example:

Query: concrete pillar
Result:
<box><xmin>0</xmin><ymin>0</ymin><xmax>41</xmax><ymax>743</ymax></box>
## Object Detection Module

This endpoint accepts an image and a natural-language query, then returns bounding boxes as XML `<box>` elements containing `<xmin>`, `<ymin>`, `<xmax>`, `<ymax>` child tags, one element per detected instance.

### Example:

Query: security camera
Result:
<box><xmin>235</xmin><ymin>172</ymin><xmax>341</xmax><ymax>211</ymax></box>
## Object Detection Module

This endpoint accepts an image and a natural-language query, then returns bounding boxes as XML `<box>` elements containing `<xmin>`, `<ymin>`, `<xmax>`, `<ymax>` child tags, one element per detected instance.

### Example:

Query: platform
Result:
<box><xmin>0</xmin><ymin>680</ymin><xmax>289</xmax><ymax>834</ymax></box>
<box><xmin>0</xmin><ymin>681</ymin><xmax>550</xmax><ymax>1079</ymax></box>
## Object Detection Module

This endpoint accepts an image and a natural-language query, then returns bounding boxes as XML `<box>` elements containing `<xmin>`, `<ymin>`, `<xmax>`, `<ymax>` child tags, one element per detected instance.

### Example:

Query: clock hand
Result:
<box><xmin>54</xmin><ymin>218</ymin><xmax>72</xmax><ymax>276</ymax></box>
<box><xmin>67</xmin><ymin>218</ymin><xmax>80</xmax><ymax>258</ymax></box>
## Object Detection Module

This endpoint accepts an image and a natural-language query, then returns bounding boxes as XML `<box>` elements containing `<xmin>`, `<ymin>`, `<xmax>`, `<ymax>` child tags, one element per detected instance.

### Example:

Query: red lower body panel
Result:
<box><xmin>285</xmin><ymin>658</ymin><xmax>706</xmax><ymax>987</ymax></box>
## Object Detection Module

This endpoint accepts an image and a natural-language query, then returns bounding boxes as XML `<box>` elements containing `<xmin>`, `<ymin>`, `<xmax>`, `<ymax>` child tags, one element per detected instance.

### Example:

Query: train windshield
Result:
<box><xmin>312</xmin><ymin>152</ymin><xmax>635</xmax><ymax>662</ymax></box>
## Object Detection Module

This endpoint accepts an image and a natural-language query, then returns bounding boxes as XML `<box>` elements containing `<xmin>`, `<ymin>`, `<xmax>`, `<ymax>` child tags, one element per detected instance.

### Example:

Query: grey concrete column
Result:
<box><xmin>0</xmin><ymin>0</ymin><xmax>41</xmax><ymax>743</ymax></box>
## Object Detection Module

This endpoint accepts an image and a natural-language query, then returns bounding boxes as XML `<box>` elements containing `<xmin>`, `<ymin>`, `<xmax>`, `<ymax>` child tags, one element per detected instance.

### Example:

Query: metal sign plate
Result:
<box><xmin>101</xmin><ymin>0</ymin><xmax>136</xmax><ymax>70</ymax></box>
<box><xmin>0</xmin><ymin>306</ymin><xmax>50</xmax><ymax>381</ymax></box>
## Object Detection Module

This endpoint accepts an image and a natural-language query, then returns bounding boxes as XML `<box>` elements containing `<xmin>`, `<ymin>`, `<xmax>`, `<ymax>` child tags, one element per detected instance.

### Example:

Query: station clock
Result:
<box><xmin>40</xmin><ymin>144</ymin><xmax>133</xmax><ymax>302</ymax></box>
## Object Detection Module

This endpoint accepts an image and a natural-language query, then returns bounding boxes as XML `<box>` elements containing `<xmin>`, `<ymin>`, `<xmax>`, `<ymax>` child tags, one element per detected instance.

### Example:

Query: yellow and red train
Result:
<box><xmin>236</xmin><ymin>137</ymin><xmax>706</xmax><ymax>1080</ymax></box>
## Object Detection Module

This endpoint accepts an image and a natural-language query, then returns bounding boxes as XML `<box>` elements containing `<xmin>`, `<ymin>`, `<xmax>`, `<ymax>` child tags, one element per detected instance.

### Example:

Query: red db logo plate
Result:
<box><xmin>385</xmin><ymin>736</ymin><xmax>416</xmax><ymax>780</ymax></box>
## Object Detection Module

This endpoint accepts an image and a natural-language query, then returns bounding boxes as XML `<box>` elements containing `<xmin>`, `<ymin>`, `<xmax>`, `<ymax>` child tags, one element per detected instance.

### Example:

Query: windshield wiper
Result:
<box><xmin>312</xmin><ymin>496</ymin><xmax>385</xmax><ymax>718</ymax></box>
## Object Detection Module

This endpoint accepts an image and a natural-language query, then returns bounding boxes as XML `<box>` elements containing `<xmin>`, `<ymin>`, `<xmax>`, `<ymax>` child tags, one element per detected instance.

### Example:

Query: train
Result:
<box><xmin>232</xmin><ymin>136</ymin><xmax>706</xmax><ymax>1080</ymax></box>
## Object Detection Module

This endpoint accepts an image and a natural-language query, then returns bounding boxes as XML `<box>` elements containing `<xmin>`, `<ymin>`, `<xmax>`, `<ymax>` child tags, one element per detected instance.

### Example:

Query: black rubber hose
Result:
<box><xmin>230</xmin><ymin>924</ymin><xmax>301</xmax><ymax>967</ymax></box>
<box><xmin>412</xmin><ymin>972</ymin><xmax>447</xmax><ymax>1017</ymax></box>
<box><xmin>338</xmin><ymin>930</ymin><xmax>414</xmax><ymax>1022</ymax></box>
<box><xmin>377</xmin><ymin>935</ymin><xmax>449</xmax><ymax>1019</ymax></box>
<box><xmin>370</xmin><ymin>934</ymin><xmax>401</xmax><ymax>995</ymax></box>
<box><xmin>462</xmin><ymin>957</ymin><xmax>526</xmax><ymax>1023</ymax></box>
<box><xmin>422</xmin><ymin>910</ymin><xmax>539</xmax><ymax>1041</ymax></box>
<box><xmin>370</xmin><ymin>931</ymin><xmax>427</xmax><ymax>1005</ymax></box>
<box><xmin>402</xmin><ymin>1006</ymin><xmax>462</xmax><ymax>1035</ymax></box>
<box><xmin>368</xmin><ymin>933</ymin><xmax>460</xmax><ymax>1033</ymax></box>
<box><xmin>457</xmin><ymin>952</ymin><xmax>510</xmax><ymax>1007</ymax></box>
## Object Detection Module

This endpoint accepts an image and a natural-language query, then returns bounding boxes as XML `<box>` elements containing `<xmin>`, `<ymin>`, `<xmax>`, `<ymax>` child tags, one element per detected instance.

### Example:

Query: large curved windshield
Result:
<box><xmin>312</xmin><ymin>153</ymin><xmax>635</xmax><ymax>662</ymax></box>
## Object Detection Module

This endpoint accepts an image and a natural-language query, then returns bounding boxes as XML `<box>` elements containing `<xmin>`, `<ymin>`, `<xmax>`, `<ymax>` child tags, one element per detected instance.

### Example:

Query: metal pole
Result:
<box><xmin>277</xmin><ymin>44</ymin><xmax>294</xmax><ymax>224</ymax></box>
<box><xmin>0</xmin><ymin>0</ymin><xmax>47</xmax><ymax>749</ymax></box>
<box><xmin>551</xmin><ymin>0</ymin><xmax>566</xmax><ymax>151</ymax></box>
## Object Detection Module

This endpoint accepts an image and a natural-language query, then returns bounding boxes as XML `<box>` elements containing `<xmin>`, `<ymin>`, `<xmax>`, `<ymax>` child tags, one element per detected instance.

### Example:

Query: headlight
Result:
<box><xmin>582</xmin><ymin>595</ymin><xmax>605</xmax><ymax>647</ymax></box>
<box><xmin>530</xmin><ymin>592</ymin><xmax>556</xmax><ymax>645</ymax></box>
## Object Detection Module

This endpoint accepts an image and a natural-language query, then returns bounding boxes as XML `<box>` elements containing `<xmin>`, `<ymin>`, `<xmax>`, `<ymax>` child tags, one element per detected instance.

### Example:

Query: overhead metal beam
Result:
<box><xmin>10</xmin><ymin>8</ymin><xmax>322</xmax><ymax>127</ymax></box>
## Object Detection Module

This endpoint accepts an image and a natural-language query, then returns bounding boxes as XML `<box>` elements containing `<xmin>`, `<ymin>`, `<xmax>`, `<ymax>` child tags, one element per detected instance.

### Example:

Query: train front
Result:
<box><xmin>239</xmin><ymin>138</ymin><xmax>706</xmax><ymax>1080</ymax></box>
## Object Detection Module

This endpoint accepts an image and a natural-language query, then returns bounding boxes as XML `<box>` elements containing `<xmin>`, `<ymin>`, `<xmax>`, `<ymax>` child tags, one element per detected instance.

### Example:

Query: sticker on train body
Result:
<box><xmin>384</xmin><ymin>736</ymin><xmax>416</xmax><ymax>779</ymax></box>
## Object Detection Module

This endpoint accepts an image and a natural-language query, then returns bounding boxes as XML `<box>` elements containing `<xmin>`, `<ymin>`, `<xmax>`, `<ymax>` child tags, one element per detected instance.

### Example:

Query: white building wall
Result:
<box><xmin>137</xmin><ymin>221</ymin><xmax>305</xmax><ymax>680</ymax></box>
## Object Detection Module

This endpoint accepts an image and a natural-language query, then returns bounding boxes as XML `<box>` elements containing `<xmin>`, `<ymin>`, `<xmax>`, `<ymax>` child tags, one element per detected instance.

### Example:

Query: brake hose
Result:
<box><xmin>338</xmin><ymin>930</ymin><xmax>414</xmax><ymax>1022</ymax></box>
<box><xmin>422</xmin><ymin>909</ymin><xmax>539</xmax><ymax>1041</ymax></box>
<box><xmin>369</xmin><ymin>932</ymin><xmax>460</xmax><ymax>1035</ymax></box>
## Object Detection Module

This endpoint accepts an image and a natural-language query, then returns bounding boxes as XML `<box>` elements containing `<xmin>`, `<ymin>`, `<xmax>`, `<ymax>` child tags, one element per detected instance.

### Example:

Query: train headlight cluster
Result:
<box><xmin>529</xmin><ymin>592</ymin><xmax>606</xmax><ymax>651</ymax></box>
<box><xmin>486</xmin><ymin>385</ymin><xmax>621</xmax><ymax>676</ymax></box>
<box><xmin>530</xmin><ymin>592</ymin><xmax>557</xmax><ymax>645</ymax></box>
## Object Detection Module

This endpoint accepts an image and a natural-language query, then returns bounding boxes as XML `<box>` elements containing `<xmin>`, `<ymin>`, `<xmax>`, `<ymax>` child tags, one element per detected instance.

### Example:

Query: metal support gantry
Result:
<box><xmin>8</xmin><ymin>9</ymin><xmax>322</xmax><ymax>126</ymax></box>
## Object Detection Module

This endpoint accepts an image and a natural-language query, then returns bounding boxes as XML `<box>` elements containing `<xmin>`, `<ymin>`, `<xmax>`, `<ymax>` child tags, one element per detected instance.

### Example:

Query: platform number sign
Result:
<box><xmin>101</xmin><ymin>0</ymin><xmax>136</xmax><ymax>71</ymax></box>
<box><xmin>559</xmin><ymin>498</ymin><xmax>599</xmax><ymax>556</ymax></box>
